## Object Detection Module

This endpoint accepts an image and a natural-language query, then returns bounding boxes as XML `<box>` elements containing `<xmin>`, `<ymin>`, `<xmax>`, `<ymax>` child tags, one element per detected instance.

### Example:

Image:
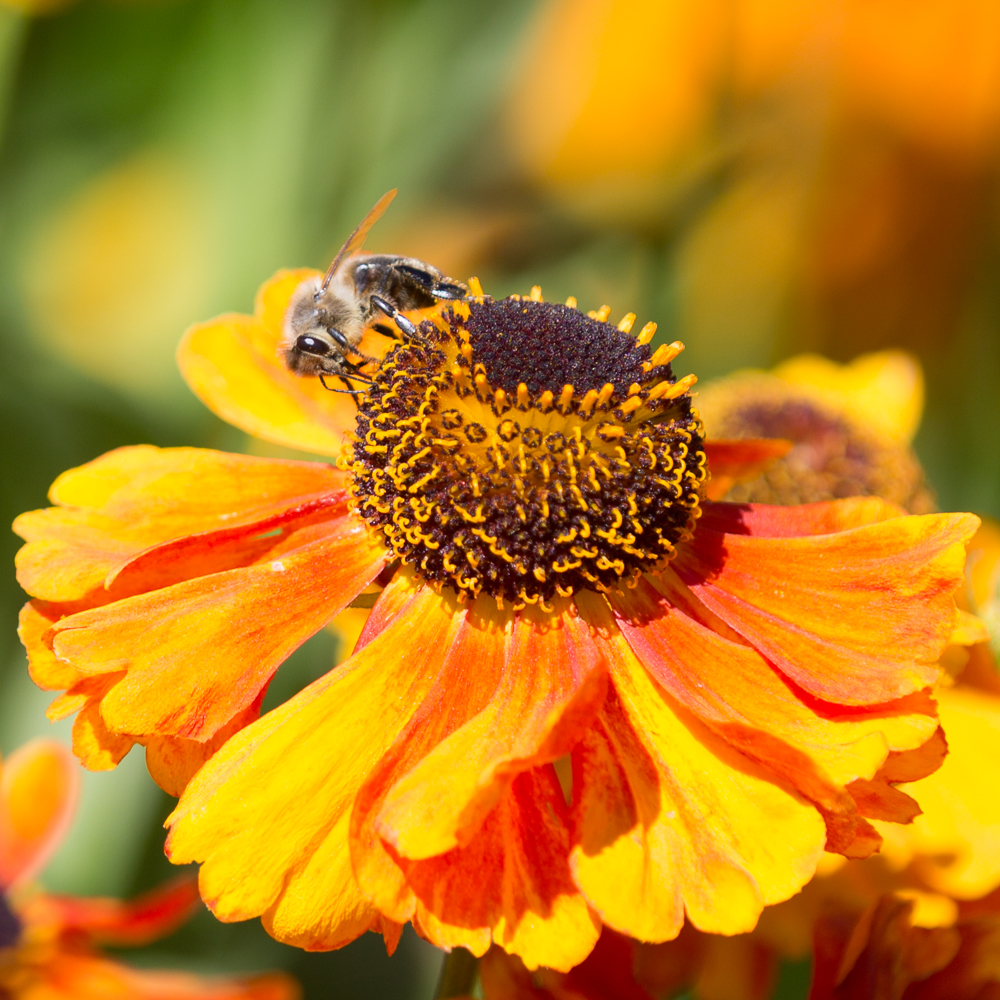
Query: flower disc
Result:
<box><xmin>698</xmin><ymin>372</ymin><xmax>935</xmax><ymax>513</ymax></box>
<box><xmin>347</xmin><ymin>296</ymin><xmax>707</xmax><ymax>607</ymax></box>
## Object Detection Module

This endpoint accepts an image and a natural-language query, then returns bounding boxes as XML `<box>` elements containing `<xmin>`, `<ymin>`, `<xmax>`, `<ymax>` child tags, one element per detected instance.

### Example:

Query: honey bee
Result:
<box><xmin>282</xmin><ymin>189</ymin><xmax>467</xmax><ymax>392</ymax></box>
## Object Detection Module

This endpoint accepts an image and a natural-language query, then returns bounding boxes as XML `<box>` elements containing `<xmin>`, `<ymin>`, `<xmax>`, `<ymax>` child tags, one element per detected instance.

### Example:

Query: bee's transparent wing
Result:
<box><xmin>320</xmin><ymin>189</ymin><xmax>398</xmax><ymax>293</ymax></box>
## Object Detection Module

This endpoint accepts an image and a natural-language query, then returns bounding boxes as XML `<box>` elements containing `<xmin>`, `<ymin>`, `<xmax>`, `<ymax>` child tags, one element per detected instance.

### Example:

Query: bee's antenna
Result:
<box><xmin>320</xmin><ymin>189</ymin><xmax>398</xmax><ymax>296</ymax></box>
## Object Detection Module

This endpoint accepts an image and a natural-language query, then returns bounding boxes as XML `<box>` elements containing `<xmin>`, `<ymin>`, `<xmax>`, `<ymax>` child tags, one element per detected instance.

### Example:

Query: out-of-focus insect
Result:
<box><xmin>282</xmin><ymin>189</ymin><xmax>468</xmax><ymax>393</ymax></box>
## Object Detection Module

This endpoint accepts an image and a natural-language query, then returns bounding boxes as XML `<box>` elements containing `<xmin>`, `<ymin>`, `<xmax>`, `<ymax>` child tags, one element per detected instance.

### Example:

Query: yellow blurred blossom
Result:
<box><xmin>509</xmin><ymin>0</ymin><xmax>1000</xmax><ymax>211</ymax></box>
<box><xmin>23</xmin><ymin>153</ymin><xmax>213</xmax><ymax>398</ymax></box>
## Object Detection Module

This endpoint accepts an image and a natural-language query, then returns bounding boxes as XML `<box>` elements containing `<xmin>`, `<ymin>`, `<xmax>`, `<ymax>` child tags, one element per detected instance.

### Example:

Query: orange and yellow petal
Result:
<box><xmin>396</xmin><ymin>768</ymin><xmax>600</xmax><ymax>972</ymax></box>
<box><xmin>177</xmin><ymin>269</ymin><xmax>362</xmax><ymax>457</ymax></box>
<box><xmin>876</xmin><ymin>685</ymin><xmax>1000</xmax><ymax>900</ymax></box>
<box><xmin>48</xmin><ymin>515</ymin><xmax>384</xmax><ymax>744</ymax></box>
<box><xmin>69</xmin><ymin>684</ymin><xmax>135</xmax><ymax>772</ymax></box>
<box><xmin>347</xmin><ymin>595</ymin><xmax>605</xmax><ymax>969</ymax></box>
<box><xmin>676</xmin><ymin>500</ymin><xmax>977</xmax><ymax>704</ymax></box>
<box><xmin>165</xmin><ymin>583</ymin><xmax>455</xmax><ymax>942</ymax></box>
<box><xmin>19</xmin><ymin>602</ymin><xmax>89</xmax><ymax>693</ymax></box>
<box><xmin>102</xmin><ymin>491</ymin><xmax>351</xmax><ymax>600</ymax></box>
<box><xmin>0</xmin><ymin>740</ymin><xmax>78</xmax><ymax>888</ymax></box>
<box><xmin>14</xmin><ymin>445</ymin><xmax>345</xmax><ymax>603</ymax></box>
<box><xmin>587</xmin><ymin>574</ymin><xmax>938</xmax><ymax>856</ymax></box>
<box><xmin>569</xmin><ymin>641</ymin><xmax>826</xmax><ymax>944</ymax></box>
<box><xmin>367</xmin><ymin>601</ymin><xmax>605</xmax><ymax>862</ymax></box>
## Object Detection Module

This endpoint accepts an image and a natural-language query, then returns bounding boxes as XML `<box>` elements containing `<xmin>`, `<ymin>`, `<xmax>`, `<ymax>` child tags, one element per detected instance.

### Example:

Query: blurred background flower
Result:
<box><xmin>0</xmin><ymin>738</ymin><xmax>298</xmax><ymax>1000</ymax></box>
<box><xmin>0</xmin><ymin>1</ymin><xmax>999</xmax><ymax>998</ymax></box>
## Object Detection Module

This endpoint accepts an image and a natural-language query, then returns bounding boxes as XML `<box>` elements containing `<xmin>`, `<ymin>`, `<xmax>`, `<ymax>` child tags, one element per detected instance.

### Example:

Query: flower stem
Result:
<box><xmin>434</xmin><ymin>947</ymin><xmax>479</xmax><ymax>999</ymax></box>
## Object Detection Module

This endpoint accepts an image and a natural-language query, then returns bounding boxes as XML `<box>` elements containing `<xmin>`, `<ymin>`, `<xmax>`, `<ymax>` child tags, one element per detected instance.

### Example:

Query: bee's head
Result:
<box><xmin>283</xmin><ymin>327</ymin><xmax>355</xmax><ymax>375</ymax></box>
<box><xmin>282</xmin><ymin>277</ymin><xmax>353</xmax><ymax>375</ymax></box>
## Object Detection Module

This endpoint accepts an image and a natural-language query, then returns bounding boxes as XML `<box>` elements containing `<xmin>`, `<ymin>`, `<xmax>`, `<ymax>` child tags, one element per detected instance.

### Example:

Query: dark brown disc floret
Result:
<box><xmin>345</xmin><ymin>294</ymin><xmax>707</xmax><ymax>609</ymax></box>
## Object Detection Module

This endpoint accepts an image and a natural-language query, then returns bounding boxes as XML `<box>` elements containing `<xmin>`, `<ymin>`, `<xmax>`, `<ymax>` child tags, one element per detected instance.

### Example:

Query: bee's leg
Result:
<box><xmin>370</xmin><ymin>295</ymin><xmax>424</xmax><ymax>341</ymax></box>
<box><xmin>337</xmin><ymin>357</ymin><xmax>376</xmax><ymax>383</ymax></box>
<box><xmin>318</xmin><ymin>374</ymin><xmax>366</xmax><ymax>395</ymax></box>
<box><xmin>392</xmin><ymin>263</ymin><xmax>467</xmax><ymax>300</ymax></box>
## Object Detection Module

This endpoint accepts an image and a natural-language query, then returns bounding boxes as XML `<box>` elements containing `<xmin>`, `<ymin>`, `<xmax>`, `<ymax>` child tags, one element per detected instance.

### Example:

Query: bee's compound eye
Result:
<box><xmin>296</xmin><ymin>335</ymin><xmax>330</xmax><ymax>356</ymax></box>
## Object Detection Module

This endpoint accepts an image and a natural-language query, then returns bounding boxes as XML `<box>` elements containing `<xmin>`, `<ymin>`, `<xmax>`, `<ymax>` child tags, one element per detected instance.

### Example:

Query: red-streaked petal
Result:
<box><xmin>370</xmin><ymin>600</ymin><xmax>605</xmax><ymax>862</ymax></box>
<box><xmin>584</xmin><ymin>576</ymin><xmax>938</xmax><ymax>852</ymax></box>
<box><xmin>344</xmin><ymin>594</ymin><xmax>602</xmax><ymax>970</ymax></box>
<box><xmin>675</xmin><ymin>503</ymin><xmax>978</xmax><ymax>704</ymax></box>
<box><xmin>604</xmin><ymin>578</ymin><xmax>938</xmax><ymax>784</ymax></box>
<box><xmin>24</xmin><ymin>877</ymin><xmax>198</xmax><ymax>945</ymax></box>
<box><xmin>15</xmin><ymin>446</ymin><xmax>344</xmax><ymax>603</ymax></box>
<box><xmin>141</xmin><ymin>688</ymin><xmax>269</xmax><ymax>797</ymax></box>
<box><xmin>49</xmin><ymin>518</ymin><xmax>385</xmax><ymax>742</ymax></box>
<box><xmin>696</xmin><ymin>496</ymin><xmax>905</xmax><ymax>536</ymax></box>
<box><xmin>703</xmin><ymin>438</ymin><xmax>792</xmax><ymax>501</ymax></box>
<box><xmin>103</xmin><ymin>492</ymin><xmax>348</xmax><ymax>598</ymax></box>
<box><xmin>31</xmin><ymin>951</ymin><xmax>299</xmax><ymax>1000</ymax></box>
<box><xmin>165</xmin><ymin>585</ymin><xmax>452</xmax><ymax>946</ymax></box>
<box><xmin>349</xmin><ymin>596</ymin><xmax>509</xmax><ymax>911</ymax></box>
<box><xmin>0</xmin><ymin>740</ymin><xmax>79</xmax><ymax>888</ymax></box>
<box><xmin>394</xmin><ymin>768</ymin><xmax>601</xmax><ymax>973</ymax></box>
<box><xmin>570</xmin><ymin>648</ymin><xmax>825</xmax><ymax>943</ymax></box>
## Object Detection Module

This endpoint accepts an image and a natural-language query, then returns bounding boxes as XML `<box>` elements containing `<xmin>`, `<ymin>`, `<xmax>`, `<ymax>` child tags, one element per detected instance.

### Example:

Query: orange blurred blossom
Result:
<box><xmin>0</xmin><ymin>738</ymin><xmax>297</xmax><ymax>1000</ymax></box>
<box><xmin>508</xmin><ymin>0</ymin><xmax>1000</xmax><ymax>218</ymax></box>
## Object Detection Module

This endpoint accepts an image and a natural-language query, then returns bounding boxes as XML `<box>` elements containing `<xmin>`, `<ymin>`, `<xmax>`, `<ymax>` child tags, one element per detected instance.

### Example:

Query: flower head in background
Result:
<box><xmin>14</xmin><ymin>272</ymin><xmax>977</xmax><ymax>970</ymax></box>
<box><xmin>697</xmin><ymin>350</ymin><xmax>933</xmax><ymax>512</ymax></box>
<box><xmin>508</xmin><ymin>0</ymin><xmax>1000</xmax><ymax>215</ymax></box>
<box><xmin>0</xmin><ymin>738</ymin><xmax>297</xmax><ymax>1000</ymax></box>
